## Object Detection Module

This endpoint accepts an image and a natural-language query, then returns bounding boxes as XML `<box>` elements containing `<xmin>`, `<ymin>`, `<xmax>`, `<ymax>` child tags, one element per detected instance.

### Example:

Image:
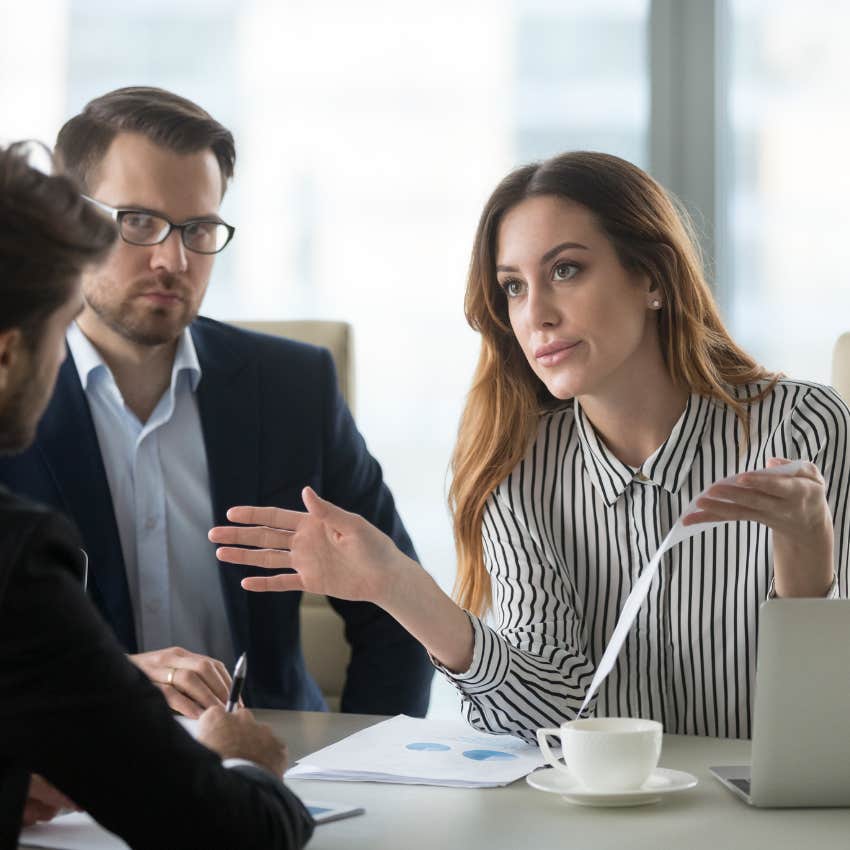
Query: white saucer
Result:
<box><xmin>526</xmin><ymin>766</ymin><xmax>698</xmax><ymax>807</ymax></box>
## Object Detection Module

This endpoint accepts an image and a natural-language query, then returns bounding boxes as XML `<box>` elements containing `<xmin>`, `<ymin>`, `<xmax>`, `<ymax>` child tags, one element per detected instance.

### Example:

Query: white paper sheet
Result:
<box><xmin>286</xmin><ymin>714</ymin><xmax>545</xmax><ymax>787</ymax></box>
<box><xmin>19</xmin><ymin>799</ymin><xmax>361</xmax><ymax>849</ymax></box>
<box><xmin>577</xmin><ymin>459</ymin><xmax>807</xmax><ymax>716</ymax></box>
<box><xmin>19</xmin><ymin>812</ymin><xmax>128</xmax><ymax>850</ymax></box>
<box><xmin>176</xmin><ymin>716</ymin><xmax>200</xmax><ymax>736</ymax></box>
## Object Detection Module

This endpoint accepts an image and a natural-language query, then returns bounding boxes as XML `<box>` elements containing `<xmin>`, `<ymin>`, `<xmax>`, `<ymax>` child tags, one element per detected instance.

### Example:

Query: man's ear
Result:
<box><xmin>0</xmin><ymin>328</ymin><xmax>24</xmax><ymax>393</ymax></box>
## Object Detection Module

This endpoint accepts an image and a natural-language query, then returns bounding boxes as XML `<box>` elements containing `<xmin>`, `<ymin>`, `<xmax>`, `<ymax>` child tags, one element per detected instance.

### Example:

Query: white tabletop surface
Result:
<box><xmin>257</xmin><ymin>710</ymin><xmax>850</xmax><ymax>850</ymax></box>
<box><xmin>18</xmin><ymin>709</ymin><xmax>850</xmax><ymax>849</ymax></box>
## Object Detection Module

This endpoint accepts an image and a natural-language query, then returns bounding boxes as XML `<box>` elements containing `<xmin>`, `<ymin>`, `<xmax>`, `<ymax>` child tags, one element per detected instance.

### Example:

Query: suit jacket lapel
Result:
<box><xmin>192</xmin><ymin>321</ymin><xmax>259</xmax><ymax>657</ymax></box>
<box><xmin>37</xmin><ymin>355</ymin><xmax>137</xmax><ymax>650</ymax></box>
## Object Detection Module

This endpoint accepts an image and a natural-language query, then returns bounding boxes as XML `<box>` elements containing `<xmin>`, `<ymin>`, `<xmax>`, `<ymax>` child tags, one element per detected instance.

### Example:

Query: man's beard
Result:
<box><xmin>86</xmin><ymin>274</ymin><xmax>197</xmax><ymax>346</ymax></box>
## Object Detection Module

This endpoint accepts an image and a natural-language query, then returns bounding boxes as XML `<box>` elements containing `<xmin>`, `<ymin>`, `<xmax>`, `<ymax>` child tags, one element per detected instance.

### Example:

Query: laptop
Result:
<box><xmin>710</xmin><ymin>598</ymin><xmax>850</xmax><ymax>807</ymax></box>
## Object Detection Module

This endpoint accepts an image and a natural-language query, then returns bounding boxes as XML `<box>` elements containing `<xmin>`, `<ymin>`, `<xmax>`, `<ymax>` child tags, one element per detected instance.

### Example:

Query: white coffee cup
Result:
<box><xmin>536</xmin><ymin>717</ymin><xmax>662</xmax><ymax>792</ymax></box>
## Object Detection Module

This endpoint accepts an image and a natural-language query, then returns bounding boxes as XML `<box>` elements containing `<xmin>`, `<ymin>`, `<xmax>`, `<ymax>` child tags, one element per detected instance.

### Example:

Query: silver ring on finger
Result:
<box><xmin>166</xmin><ymin>667</ymin><xmax>178</xmax><ymax>687</ymax></box>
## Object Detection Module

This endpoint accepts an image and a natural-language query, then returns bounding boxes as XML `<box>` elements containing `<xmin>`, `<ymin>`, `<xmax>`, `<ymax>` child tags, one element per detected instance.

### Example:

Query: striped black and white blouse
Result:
<box><xmin>442</xmin><ymin>380</ymin><xmax>850</xmax><ymax>741</ymax></box>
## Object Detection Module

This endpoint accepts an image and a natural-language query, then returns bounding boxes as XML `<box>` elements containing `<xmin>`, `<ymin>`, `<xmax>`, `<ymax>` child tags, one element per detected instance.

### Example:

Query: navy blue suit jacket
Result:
<box><xmin>0</xmin><ymin>317</ymin><xmax>433</xmax><ymax>714</ymax></box>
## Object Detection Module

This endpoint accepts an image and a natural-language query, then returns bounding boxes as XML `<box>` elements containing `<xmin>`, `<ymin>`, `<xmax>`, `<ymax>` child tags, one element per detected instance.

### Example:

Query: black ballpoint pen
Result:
<box><xmin>225</xmin><ymin>652</ymin><xmax>247</xmax><ymax>712</ymax></box>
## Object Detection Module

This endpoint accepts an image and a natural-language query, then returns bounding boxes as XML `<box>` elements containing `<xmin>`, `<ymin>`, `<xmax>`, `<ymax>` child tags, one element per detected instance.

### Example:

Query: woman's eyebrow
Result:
<box><xmin>540</xmin><ymin>241</ymin><xmax>589</xmax><ymax>264</ymax></box>
<box><xmin>497</xmin><ymin>241</ymin><xmax>590</xmax><ymax>273</ymax></box>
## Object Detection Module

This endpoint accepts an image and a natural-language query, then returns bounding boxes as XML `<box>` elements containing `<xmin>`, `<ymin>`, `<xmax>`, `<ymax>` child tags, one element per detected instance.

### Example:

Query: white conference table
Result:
<box><xmin>257</xmin><ymin>709</ymin><xmax>850</xmax><ymax>850</ymax></box>
<box><xmin>19</xmin><ymin>709</ymin><xmax>850</xmax><ymax>849</ymax></box>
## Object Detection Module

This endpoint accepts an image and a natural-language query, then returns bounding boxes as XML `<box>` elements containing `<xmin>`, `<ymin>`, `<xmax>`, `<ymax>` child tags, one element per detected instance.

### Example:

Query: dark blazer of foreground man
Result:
<box><xmin>0</xmin><ymin>144</ymin><xmax>313</xmax><ymax>850</ymax></box>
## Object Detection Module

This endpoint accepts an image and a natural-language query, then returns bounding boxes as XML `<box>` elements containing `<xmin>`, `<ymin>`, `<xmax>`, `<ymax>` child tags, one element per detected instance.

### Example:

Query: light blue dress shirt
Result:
<box><xmin>67</xmin><ymin>322</ymin><xmax>235</xmax><ymax>669</ymax></box>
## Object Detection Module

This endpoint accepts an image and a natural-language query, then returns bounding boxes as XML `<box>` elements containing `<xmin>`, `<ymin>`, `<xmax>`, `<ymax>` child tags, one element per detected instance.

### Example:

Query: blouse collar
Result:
<box><xmin>573</xmin><ymin>393</ymin><xmax>715</xmax><ymax>507</ymax></box>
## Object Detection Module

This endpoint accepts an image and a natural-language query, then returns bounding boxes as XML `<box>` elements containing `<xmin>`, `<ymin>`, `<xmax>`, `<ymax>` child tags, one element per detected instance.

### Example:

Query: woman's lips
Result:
<box><xmin>535</xmin><ymin>340</ymin><xmax>581</xmax><ymax>366</ymax></box>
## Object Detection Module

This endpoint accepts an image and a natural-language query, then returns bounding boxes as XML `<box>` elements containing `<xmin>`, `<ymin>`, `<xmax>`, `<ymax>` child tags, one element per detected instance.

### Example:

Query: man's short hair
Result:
<box><xmin>55</xmin><ymin>86</ymin><xmax>236</xmax><ymax>194</ymax></box>
<box><xmin>0</xmin><ymin>142</ymin><xmax>116</xmax><ymax>344</ymax></box>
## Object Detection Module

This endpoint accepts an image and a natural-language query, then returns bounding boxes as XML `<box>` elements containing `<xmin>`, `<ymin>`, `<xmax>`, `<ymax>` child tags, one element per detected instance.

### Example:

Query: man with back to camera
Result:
<box><xmin>0</xmin><ymin>86</ymin><xmax>433</xmax><ymax>718</ymax></box>
<box><xmin>0</xmin><ymin>141</ymin><xmax>313</xmax><ymax>849</ymax></box>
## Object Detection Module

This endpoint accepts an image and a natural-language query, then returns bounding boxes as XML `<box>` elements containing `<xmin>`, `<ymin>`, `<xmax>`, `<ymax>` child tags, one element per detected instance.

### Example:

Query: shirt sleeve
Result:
<box><xmin>766</xmin><ymin>572</ymin><xmax>839</xmax><ymax>600</ymax></box>
<box><xmin>785</xmin><ymin>384</ymin><xmax>850</xmax><ymax>598</ymax></box>
<box><xmin>435</xmin><ymin>486</ymin><xmax>597</xmax><ymax>743</ymax></box>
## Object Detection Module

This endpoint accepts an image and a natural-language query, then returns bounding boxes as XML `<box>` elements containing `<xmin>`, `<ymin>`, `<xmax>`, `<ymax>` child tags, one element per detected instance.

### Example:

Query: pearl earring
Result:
<box><xmin>650</xmin><ymin>299</ymin><xmax>661</xmax><ymax>309</ymax></box>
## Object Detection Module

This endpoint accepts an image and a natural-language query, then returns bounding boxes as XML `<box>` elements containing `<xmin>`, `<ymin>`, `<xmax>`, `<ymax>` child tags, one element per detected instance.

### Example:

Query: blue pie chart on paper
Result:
<box><xmin>462</xmin><ymin>749</ymin><xmax>518</xmax><ymax>761</ymax></box>
<box><xmin>406</xmin><ymin>742</ymin><xmax>451</xmax><ymax>752</ymax></box>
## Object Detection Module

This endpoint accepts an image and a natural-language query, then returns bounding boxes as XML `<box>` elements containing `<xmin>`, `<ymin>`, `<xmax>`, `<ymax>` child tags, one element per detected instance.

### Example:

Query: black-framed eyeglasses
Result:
<box><xmin>82</xmin><ymin>195</ymin><xmax>235</xmax><ymax>255</ymax></box>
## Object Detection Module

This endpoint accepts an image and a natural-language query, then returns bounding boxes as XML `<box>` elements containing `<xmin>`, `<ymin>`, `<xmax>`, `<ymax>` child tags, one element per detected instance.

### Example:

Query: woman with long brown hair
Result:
<box><xmin>211</xmin><ymin>152</ymin><xmax>849</xmax><ymax>741</ymax></box>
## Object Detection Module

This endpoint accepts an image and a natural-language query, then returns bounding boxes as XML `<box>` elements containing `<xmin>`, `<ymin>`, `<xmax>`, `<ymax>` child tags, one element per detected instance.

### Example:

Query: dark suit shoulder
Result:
<box><xmin>190</xmin><ymin>318</ymin><xmax>338</xmax><ymax>431</ymax></box>
<box><xmin>0</xmin><ymin>485</ymin><xmax>82</xmax><ymax>599</ymax></box>
<box><xmin>0</xmin><ymin>482</ymin><xmax>76</xmax><ymax>541</ymax></box>
<box><xmin>0</xmin><ymin>485</ymin><xmax>79</xmax><ymax>544</ymax></box>
<box><xmin>0</xmin><ymin>483</ymin><xmax>66</xmax><ymax>519</ymax></box>
<box><xmin>191</xmin><ymin>316</ymin><xmax>333</xmax><ymax>372</ymax></box>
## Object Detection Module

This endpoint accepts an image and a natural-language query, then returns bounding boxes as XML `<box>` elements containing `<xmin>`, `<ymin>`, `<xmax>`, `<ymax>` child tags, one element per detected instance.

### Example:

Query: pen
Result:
<box><xmin>225</xmin><ymin>652</ymin><xmax>247</xmax><ymax>712</ymax></box>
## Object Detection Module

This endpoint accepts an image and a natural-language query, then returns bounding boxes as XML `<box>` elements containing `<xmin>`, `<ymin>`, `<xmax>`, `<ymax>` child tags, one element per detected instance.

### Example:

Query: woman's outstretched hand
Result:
<box><xmin>212</xmin><ymin>487</ymin><xmax>476</xmax><ymax>672</ymax></box>
<box><xmin>209</xmin><ymin>487</ymin><xmax>413</xmax><ymax>605</ymax></box>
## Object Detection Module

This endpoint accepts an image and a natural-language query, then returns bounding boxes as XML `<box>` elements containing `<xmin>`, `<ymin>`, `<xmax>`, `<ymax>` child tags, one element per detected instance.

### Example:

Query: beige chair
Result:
<box><xmin>832</xmin><ymin>333</ymin><xmax>850</xmax><ymax>406</ymax></box>
<box><xmin>229</xmin><ymin>319</ymin><xmax>354</xmax><ymax>711</ymax></box>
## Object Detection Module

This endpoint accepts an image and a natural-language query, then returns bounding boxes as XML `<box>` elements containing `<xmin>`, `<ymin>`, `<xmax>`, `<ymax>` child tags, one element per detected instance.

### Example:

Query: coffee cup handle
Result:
<box><xmin>536</xmin><ymin>728</ymin><xmax>571</xmax><ymax>775</ymax></box>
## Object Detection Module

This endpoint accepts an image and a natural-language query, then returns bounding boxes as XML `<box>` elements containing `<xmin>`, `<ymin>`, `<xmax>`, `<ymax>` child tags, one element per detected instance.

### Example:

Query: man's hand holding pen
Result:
<box><xmin>198</xmin><ymin>706</ymin><xmax>288</xmax><ymax>777</ymax></box>
<box><xmin>198</xmin><ymin>652</ymin><xmax>287</xmax><ymax>776</ymax></box>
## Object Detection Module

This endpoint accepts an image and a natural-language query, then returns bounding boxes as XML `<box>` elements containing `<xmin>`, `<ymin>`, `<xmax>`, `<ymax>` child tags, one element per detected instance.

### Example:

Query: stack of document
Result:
<box><xmin>286</xmin><ymin>714</ymin><xmax>545</xmax><ymax>788</ymax></box>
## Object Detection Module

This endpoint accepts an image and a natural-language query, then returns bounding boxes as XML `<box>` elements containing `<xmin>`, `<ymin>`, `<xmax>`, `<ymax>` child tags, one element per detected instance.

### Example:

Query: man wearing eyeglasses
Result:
<box><xmin>0</xmin><ymin>86</ymin><xmax>432</xmax><ymax>718</ymax></box>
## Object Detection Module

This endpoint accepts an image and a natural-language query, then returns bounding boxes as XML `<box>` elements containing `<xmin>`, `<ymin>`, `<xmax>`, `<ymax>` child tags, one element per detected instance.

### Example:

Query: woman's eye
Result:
<box><xmin>501</xmin><ymin>279</ymin><xmax>524</xmax><ymax>297</ymax></box>
<box><xmin>553</xmin><ymin>262</ymin><xmax>579</xmax><ymax>281</ymax></box>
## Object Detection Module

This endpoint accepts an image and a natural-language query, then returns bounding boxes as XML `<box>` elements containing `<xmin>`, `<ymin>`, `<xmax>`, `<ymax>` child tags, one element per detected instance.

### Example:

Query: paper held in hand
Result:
<box><xmin>287</xmin><ymin>714</ymin><xmax>546</xmax><ymax>787</ymax></box>
<box><xmin>577</xmin><ymin>459</ymin><xmax>808</xmax><ymax>716</ymax></box>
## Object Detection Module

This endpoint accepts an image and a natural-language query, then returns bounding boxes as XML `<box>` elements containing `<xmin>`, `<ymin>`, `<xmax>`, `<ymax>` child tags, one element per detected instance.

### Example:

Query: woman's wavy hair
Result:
<box><xmin>449</xmin><ymin>151</ymin><xmax>777</xmax><ymax>616</ymax></box>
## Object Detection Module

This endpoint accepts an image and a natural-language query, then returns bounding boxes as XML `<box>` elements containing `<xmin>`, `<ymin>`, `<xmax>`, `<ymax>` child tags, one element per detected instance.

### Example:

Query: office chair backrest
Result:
<box><xmin>831</xmin><ymin>333</ymin><xmax>850</xmax><ymax>406</ymax></box>
<box><xmin>228</xmin><ymin>319</ymin><xmax>354</xmax><ymax>711</ymax></box>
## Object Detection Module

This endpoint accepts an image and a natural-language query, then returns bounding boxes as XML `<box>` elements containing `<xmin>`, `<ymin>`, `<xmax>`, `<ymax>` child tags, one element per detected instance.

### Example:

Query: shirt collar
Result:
<box><xmin>574</xmin><ymin>393</ymin><xmax>714</xmax><ymax>507</ymax></box>
<box><xmin>171</xmin><ymin>327</ymin><xmax>202</xmax><ymax>392</ymax></box>
<box><xmin>66</xmin><ymin>322</ymin><xmax>202</xmax><ymax>394</ymax></box>
<box><xmin>66</xmin><ymin>321</ymin><xmax>106</xmax><ymax>391</ymax></box>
